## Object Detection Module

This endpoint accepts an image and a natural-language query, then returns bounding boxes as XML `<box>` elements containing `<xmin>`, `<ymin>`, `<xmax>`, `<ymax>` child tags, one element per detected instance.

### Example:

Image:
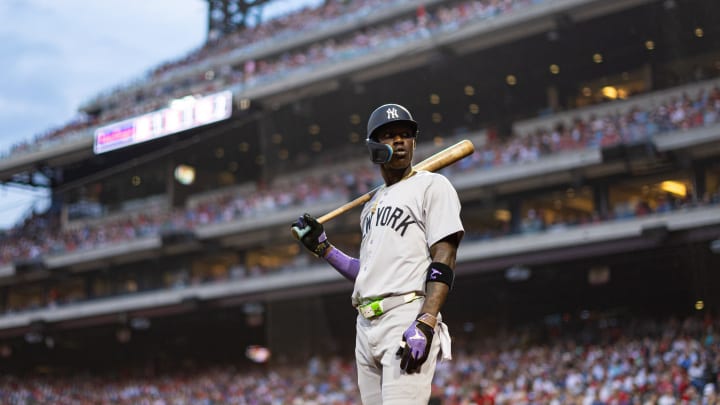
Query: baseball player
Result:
<box><xmin>292</xmin><ymin>103</ymin><xmax>463</xmax><ymax>404</ymax></box>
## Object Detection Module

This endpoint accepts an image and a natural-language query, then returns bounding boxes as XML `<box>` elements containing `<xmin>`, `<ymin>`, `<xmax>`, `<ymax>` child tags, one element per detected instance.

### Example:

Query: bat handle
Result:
<box><xmin>290</xmin><ymin>222</ymin><xmax>313</xmax><ymax>240</ymax></box>
<box><xmin>291</xmin><ymin>139</ymin><xmax>474</xmax><ymax>236</ymax></box>
<box><xmin>317</xmin><ymin>190</ymin><xmax>376</xmax><ymax>224</ymax></box>
<box><xmin>290</xmin><ymin>189</ymin><xmax>377</xmax><ymax>239</ymax></box>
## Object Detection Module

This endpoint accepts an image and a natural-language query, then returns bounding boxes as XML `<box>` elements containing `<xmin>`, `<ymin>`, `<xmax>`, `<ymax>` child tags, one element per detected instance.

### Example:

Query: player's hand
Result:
<box><xmin>291</xmin><ymin>213</ymin><xmax>331</xmax><ymax>257</ymax></box>
<box><xmin>396</xmin><ymin>315</ymin><xmax>434</xmax><ymax>373</ymax></box>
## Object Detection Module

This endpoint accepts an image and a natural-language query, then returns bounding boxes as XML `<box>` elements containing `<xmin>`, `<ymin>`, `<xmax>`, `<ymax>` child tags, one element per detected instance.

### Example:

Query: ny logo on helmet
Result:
<box><xmin>386</xmin><ymin>107</ymin><xmax>399</xmax><ymax>119</ymax></box>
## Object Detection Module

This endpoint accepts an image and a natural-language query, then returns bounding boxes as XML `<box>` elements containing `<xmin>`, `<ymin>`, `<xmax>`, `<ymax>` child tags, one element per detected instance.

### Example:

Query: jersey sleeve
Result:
<box><xmin>423</xmin><ymin>174</ymin><xmax>464</xmax><ymax>247</ymax></box>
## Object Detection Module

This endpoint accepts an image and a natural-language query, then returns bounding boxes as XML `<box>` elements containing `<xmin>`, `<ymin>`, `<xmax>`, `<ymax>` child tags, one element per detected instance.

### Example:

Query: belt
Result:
<box><xmin>357</xmin><ymin>292</ymin><xmax>422</xmax><ymax>319</ymax></box>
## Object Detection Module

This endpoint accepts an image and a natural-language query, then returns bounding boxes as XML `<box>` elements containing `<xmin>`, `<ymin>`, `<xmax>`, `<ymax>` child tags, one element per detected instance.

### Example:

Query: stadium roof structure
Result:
<box><xmin>0</xmin><ymin>0</ymin><xmax>666</xmax><ymax>184</ymax></box>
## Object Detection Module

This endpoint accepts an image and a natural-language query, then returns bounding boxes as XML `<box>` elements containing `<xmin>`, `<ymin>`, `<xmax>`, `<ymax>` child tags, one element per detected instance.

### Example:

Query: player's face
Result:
<box><xmin>376</xmin><ymin>122</ymin><xmax>416</xmax><ymax>169</ymax></box>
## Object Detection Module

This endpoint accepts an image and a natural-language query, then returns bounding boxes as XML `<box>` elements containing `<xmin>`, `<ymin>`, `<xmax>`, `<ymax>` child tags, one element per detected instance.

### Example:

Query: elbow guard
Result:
<box><xmin>426</xmin><ymin>262</ymin><xmax>454</xmax><ymax>290</ymax></box>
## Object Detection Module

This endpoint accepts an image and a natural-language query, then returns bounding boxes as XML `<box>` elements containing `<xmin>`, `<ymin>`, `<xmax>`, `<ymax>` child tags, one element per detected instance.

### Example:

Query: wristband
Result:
<box><xmin>426</xmin><ymin>261</ymin><xmax>454</xmax><ymax>289</ymax></box>
<box><xmin>315</xmin><ymin>239</ymin><xmax>331</xmax><ymax>257</ymax></box>
<box><xmin>417</xmin><ymin>313</ymin><xmax>438</xmax><ymax>329</ymax></box>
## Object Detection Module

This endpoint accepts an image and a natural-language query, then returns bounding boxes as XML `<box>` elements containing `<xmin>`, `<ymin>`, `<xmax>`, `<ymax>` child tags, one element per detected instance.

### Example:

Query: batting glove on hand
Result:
<box><xmin>291</xmin><ymin>213</ymin><xmax>331</xmax><ymax>257</ymax></box>
<box><xmin>396</xmin><ymin>314</ymin><xmax>435</xmax><ymax>373</ymax></box>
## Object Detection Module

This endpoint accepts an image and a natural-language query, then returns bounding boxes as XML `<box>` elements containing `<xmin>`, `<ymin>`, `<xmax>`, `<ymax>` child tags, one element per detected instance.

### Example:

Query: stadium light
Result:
<box><xmin>239</xmin><ymin>98</ymin><xmax>251</xmax><ymax>110</ymax></box>
<box><xmin>660</xmin><ymin>181</ymin><xmax>687</xmax><ymax>197</ymax></box>
<box><xmin>588</xmin><ymin>266</ymin><xmax>610</xmax><ymax>285</ymax></box>
<box><xmin>246</xmin><ymin>345</ymin><xmax>271</xmax><ymax>363</ymax></box>
<box><xmin>602</xmin><ymin>86</ymin><xmax>618</xmax><ymax>99</ymax></box>
<box><xmin>174</xmin><ymin>164</ymin><xmax>196</xmax><ymax>186</ymax></box>
<box><xmin>505</xmin><ymin>265</ymin><xmax>531</xmax><ymax>282</ymax></box>
<box><xmin>24</xmin><ymin>332</ymin><xmax>43</xmax><ymax>344</ymax></box>
<box><xmin>710</xmin><ymin>239</ymin><xmax>720</xmax><ymax>254</ymax></box>
<box><xmin>494</xmin><ymin>209</ymin><xmax>511</xmax><ymax>222</ymax></box>
<box><xmin>130</xmin><ymin>317</ymin><xmax>151</xmax><ymax>330</ymax></box>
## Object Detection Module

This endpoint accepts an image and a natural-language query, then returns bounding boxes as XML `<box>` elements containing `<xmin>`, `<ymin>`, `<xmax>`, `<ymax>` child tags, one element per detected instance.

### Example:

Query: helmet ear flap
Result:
<box><xmin>366</xmin><ymin>139</ymin><xmax>393</xmax><ymax>163</ymax></box>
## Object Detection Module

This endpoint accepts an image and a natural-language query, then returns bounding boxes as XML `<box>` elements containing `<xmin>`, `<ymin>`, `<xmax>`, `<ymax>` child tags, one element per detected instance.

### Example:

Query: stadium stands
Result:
<box><xmin>0</xmin><ymin>0</ymin><xmax>540</xmax><ymax>162</ymax></box>
<box><xmin>1</xmin><ymin>79</ymin><xmax>719</xmax><ymax>268</ymax></box>
<box><xmin>2</xmin><ymin>0</ymin><xmax>720</xmax><ymax>403</ymax></box>
<box><xmin>1</xmin><ymin>314</ymin><xmax>718</xmax><ymax>404</ymax></box>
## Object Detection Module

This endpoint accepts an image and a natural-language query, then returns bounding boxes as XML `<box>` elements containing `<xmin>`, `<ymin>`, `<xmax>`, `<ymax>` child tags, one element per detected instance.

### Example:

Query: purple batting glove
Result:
<box><xmin>396</xmin><ymin>316</ymin><xmax>434</xmax><ymax>373</ymax></box>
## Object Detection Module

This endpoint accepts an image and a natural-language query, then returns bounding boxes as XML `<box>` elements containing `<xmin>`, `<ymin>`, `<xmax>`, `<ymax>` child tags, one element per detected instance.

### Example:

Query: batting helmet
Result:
<box><xmin>366</xmin><ymin>103</ymin><xmax>418</xmax><ymax>164</ymax></box>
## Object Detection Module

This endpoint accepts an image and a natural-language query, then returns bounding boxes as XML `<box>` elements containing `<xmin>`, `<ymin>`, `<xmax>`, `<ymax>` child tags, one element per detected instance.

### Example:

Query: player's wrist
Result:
<box><xmin>314</xmin><ymin>240</ymin><xmax>331</xmax><ymax>258</ymax></box>
<box><xmin>319</xmin><ymin>243</ymin><xmax>333</xmax><ymax>258</ymax></box>
<box><xmin>416</xmin><ymin>312</ymin><xmax>437</xmax><ymax>329</ymax></box>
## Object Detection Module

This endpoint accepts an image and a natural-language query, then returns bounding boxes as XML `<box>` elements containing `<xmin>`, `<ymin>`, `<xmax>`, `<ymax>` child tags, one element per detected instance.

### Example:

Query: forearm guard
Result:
<box><xmin>324</xmin><ymin>246</ymin><xmax>360</xmax><ymax>282</ymax></box>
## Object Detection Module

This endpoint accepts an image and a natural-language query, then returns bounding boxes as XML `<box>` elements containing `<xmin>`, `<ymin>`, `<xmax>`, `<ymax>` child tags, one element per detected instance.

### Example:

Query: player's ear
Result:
<box><xmin>412</xmin><ymin>138</ymin><xmax>416</xmax><ymax>150</ymax></box>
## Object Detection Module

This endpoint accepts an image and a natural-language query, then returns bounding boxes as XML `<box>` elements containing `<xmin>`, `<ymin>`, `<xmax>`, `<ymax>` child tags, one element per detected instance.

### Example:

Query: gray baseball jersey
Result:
<box><xmin>352</xmin><ymin>170</ymin><xmax>464</xmax><ymax>306</ymax></box>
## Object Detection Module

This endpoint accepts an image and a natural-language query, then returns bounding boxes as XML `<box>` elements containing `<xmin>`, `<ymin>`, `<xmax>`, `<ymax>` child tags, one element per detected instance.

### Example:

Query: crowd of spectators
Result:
<box><xmin>0</xmin><ymin>0</ymin><xmax>545</xmax><ymax>160</ymax></box>
<box><xmin>0</xmin><ymin>83</ymin><xmax>720</xmax><ymax>313</ymax></box>
<box><xmin>432</xmin><ymin>315</ymin><xmax>720</xmax><ymax>404</ymax></box>
<box><xmin>91</xmin><ymin>0</ymin><xmax>542</xmax><ymax>124</ymax></box>
<box><xmin>136</xmin><ymin>0</ymin><xmax>417</xmax><ymax>83</ymax></box>
<box><xmin>1</xmin><ymin>0</ymin><xmax>718</xmax><ymax>269</ymax></box>
<box><xmin>1</xmin><ymin>3</ymin><xmax>719</xmax><ymax>401</ymax></box>
<box><xmin>448</xmin><ymin>86</ymin><xmax>720</xmax><ymax>171</ymax></box>
<box><xmin>2</xmin><ymin>82</ymin><xmax>719</xmax><ymax>269</ymax></box>
<box><xmin>1</xmin><ymin>314</ymin><xmax>719</xmax><ymax>404</ymax></box>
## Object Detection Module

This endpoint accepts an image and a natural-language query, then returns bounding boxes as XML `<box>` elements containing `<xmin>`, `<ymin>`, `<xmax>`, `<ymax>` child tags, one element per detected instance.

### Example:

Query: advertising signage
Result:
<box><xmin>94</xmin><ymin>90</ymin><xmax>233</xmax><ymax>154</ymax></box>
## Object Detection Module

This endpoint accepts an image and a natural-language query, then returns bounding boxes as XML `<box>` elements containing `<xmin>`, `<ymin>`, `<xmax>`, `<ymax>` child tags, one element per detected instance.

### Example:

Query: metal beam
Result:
<box><xmin>206</xmin><ymin>0</ymin><xmax>271</xmax><ymax>40</ymax></box>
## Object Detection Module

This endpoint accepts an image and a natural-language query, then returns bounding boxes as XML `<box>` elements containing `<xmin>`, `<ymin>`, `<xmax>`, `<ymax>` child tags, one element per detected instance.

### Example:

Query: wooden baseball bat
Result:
<box><xmin>294</xmin><ymin>139</ymin><xmax>474</xmax><ymax>236</ymax></box>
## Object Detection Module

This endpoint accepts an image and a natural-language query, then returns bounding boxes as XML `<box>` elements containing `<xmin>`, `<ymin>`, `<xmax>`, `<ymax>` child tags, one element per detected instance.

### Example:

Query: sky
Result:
<box><xmin>0</xmin><ymin>0</ymin><xmax>320</xmax><ymax>230</ymax></box>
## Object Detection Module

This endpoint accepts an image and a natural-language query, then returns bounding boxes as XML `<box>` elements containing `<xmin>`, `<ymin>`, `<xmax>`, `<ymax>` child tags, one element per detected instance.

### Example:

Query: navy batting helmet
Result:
<box><xmin>366</xmin><ymin>103</ymin><xmax>418</xmax><ymax>163</ymax></box>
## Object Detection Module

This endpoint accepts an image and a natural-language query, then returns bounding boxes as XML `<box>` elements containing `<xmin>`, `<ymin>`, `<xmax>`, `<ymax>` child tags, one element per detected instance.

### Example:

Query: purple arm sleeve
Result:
<box><xmin>324</xmin><ymin>247</ymin><xmax>360</xmax><ymax>281</ymax></box>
